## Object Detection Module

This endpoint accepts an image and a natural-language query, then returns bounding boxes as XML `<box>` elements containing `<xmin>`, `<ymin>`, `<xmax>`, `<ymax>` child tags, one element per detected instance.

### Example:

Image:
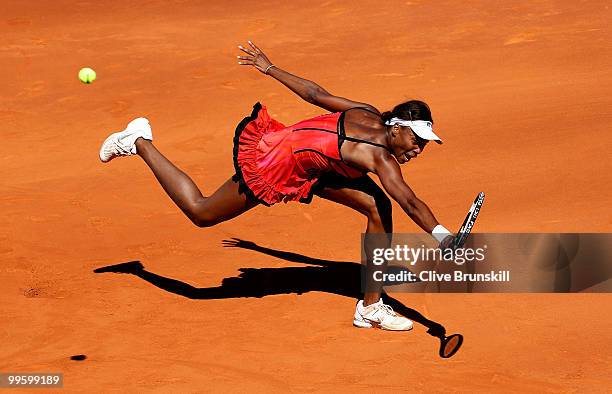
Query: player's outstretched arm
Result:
<box><xmin>237</xmin><ymin>41</ymin><xmax>378</xmax><ymax>113</ymax></box>
<box><xmin>373</xmin><ymin>153</ymin><xmax>441</xmax><ymax>233</ymax></box>
<box><xmin>374</xmin><ymin>155</ymin><xmax>456</xmax><ymax>248</ymax></box>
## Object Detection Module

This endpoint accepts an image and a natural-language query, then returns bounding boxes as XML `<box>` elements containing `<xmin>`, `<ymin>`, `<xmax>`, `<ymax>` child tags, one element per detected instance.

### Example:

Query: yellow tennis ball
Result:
<box><xmin>78</xmin><ymin>67</ymin><xmax>96</xmax><ymax>84</ymax></box>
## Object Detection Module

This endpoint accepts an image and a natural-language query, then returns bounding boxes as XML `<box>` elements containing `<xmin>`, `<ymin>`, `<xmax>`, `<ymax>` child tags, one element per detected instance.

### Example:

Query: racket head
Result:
<box><xmin>439</xmin><ymin>333</ymin><xmax>464</xmax><ymax>358</ymax></box>
<box><xmin>453</xmin><ymin>192</ymin><xmax>485</xmax><ymax>249</ymax></box>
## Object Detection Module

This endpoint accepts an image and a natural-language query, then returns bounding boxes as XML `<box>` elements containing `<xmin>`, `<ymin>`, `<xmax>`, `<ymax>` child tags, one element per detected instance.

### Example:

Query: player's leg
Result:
<box><xmin>315</xmin><ymin>175</ymin><xmax>391</xmax><ymax>303</ymax></box>
<box><xmin>135</xmin><ymin>138</ymin><xmax>258</xmax><ymax>227</ymax></box>
<box><xmin>99</xmin><ymin>118</ymin><xmax>257</xmax><ymax>226</ymax></box>
<box><xmin>315</xmin><ymin>174</ymin><xmax>412</xmax><ymax>331</ymax></box>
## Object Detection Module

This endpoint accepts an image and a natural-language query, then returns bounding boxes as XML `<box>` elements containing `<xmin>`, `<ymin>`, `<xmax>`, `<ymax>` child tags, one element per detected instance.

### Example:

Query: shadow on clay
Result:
<box><xmin>94</xmin><ymin>238</ymin><xmax>463</xmax><ymax>358</ymax></box>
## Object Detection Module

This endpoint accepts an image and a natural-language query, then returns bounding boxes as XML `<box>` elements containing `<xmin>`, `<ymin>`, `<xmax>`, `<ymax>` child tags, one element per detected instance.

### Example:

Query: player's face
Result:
<box><xmin>394</xmin><ymin>128</ymin><xmax>428</xmax><ymax>164</ymax></box>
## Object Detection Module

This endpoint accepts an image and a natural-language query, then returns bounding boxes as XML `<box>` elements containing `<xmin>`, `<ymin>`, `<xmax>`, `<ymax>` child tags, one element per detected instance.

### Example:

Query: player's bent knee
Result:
<box><xmin>185</xmin><ymin>209</ymin><xmax>218</xmax><ymax>228</ymax></box>
<box><xmin>192</xmin><ymin>215</ymin><xmax>220</xmax><ymax>228</ymax></box>
<box><xmin>194</xmin><ymin>219</ymin><xmax>210</xmax><ymax>228</ymax></box>
<box><xmin>183</xmin><ymin>199</ymin><xmax>222</xmax><ymax>228</ymax></box>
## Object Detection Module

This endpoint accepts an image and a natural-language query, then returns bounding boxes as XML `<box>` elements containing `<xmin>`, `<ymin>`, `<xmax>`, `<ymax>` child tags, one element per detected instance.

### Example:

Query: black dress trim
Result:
<box><xmin>231</xmin><ymin>102</ymin><xmax>270</xmax><ymax>207</ymax></box>
<box><xmin>292</xmin><ymin>127</ymin><xmax>337</xmax><ymax>134</ymax></box>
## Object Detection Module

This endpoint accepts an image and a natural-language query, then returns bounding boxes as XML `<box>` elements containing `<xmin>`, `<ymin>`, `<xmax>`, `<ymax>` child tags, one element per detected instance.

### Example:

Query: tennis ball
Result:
<box><xmin>78</xmin><ymin>67</ymin><xmax>96</xmax><ymax>84</ymax></box>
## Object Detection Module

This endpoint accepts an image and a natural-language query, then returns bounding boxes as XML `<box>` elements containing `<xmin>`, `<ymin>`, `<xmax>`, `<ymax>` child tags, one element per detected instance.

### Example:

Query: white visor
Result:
<box><xmin>385</xmin><ymin>118</ymin><xmax>443</xmax><ymax>144</ymax></box>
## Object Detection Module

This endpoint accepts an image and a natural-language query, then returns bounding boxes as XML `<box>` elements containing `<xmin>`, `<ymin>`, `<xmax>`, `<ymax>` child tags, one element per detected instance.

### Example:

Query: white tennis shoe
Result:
<box><xmin>353</xmin><ymin>299</ymin><xmax>413</xmax><ymax>331</ymax></box>
<box><xmin>99</xmin><ymin>117</ymin><xmax>152</xmax><ymax>162</ymax></box>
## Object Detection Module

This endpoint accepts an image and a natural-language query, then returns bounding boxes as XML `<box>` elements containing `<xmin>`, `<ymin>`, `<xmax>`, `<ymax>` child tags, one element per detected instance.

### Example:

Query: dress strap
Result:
<box><xmin>340</xmin><ymin>134</ymin><xmax>392</xmax><ymax>151</ymax></box>
<box><xmin>337</xmin><ymin>110</ymin><xmax>393</xmax><ymax>153</ymax></box>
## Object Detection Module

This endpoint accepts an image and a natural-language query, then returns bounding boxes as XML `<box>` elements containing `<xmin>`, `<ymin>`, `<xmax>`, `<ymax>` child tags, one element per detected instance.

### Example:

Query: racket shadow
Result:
<box><xmin>94</xmin><ymin>238</ymin><xmax>462</xmax><ymax>357</ymax></box>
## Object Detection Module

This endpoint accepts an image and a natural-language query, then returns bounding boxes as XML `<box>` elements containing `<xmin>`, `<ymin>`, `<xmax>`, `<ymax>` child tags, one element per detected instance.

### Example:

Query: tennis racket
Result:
<box><xmin>436</xmin><ymin>192</ymin><xmax>485</xmax><ymax>358</ymax></box>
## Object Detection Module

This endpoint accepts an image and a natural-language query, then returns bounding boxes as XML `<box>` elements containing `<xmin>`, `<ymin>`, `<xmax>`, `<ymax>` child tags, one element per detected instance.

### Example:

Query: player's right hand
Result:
<box><xmin>439</xmin><ymin>234</ymin><xmax>456</xmax><ymax>251</ymax></box>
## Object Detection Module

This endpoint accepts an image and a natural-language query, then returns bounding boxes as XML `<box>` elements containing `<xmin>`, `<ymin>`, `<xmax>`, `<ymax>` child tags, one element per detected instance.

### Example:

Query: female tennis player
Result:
<box><xmin>99</xmin><ymin>41</ymin><xmax>455</xmax><ymax>331</ymax></box>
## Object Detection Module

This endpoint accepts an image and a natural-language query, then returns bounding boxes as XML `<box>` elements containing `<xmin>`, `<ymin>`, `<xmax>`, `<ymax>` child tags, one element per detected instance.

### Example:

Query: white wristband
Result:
<box><xmin>431</xmin><ymin>224</ymin><xmax>452</xmax><ymax>243</ymax></box>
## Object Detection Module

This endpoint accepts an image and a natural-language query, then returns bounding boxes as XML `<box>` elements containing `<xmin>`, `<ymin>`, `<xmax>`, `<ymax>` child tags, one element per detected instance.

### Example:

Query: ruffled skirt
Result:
<box><xmin>232</xmin><ymin>103</ymin><xmax>320</xmax><ymax>206</ymax></box>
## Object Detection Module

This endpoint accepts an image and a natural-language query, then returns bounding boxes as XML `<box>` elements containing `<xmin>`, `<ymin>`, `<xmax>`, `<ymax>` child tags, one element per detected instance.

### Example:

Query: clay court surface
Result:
<box><xmin>1</xmin><ymin>0</ymin><xmax>611</xmax><ymax>392</ymax></box>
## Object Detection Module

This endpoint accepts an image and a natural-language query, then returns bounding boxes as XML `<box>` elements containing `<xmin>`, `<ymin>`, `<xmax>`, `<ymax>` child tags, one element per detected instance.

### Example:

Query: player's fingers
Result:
<box><xmin>248</xmin><ymin>40</ymin><xmax>261</xmax><ymax>53</ymax></box>
<box><xmin>237</xmin><ymin>56</ymin><xmax>252</xmax><ymax>61</ymax></box>
<box><xmin>238</xmin><ymin>45</ymin><xmax>256</xmax><ymax>56</ymax></box>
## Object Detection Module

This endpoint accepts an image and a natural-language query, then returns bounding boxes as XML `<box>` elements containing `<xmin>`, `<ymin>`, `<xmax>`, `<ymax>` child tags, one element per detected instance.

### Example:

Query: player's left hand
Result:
<box><xmin>237</xmin><ymin>41</ymin><xmax>274</xmax><ymax>74</ymax></box>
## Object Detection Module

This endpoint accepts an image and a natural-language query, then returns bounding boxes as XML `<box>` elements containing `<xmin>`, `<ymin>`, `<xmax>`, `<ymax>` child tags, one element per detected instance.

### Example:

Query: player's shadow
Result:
<box><xmin>94</xmin><ymin>238</ymin><xmax>451</xmax><ymax>343</ymax></box>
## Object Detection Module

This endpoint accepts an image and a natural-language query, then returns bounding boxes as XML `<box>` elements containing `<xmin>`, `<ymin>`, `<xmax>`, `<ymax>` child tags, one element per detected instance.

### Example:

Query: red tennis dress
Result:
<box><xmin>232</xmin><ymin>102</ymin><xmax>366</xmax><ymax>206</ymax></box>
